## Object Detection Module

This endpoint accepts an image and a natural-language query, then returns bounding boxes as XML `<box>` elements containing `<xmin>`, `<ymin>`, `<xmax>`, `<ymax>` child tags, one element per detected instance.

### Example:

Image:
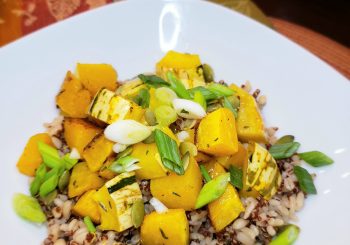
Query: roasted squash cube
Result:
<box><xmin>150</xmin><ymin>157</ymin><xmax>202</xmax><ymax>210</ymax></box>
<box><xmin>82</xmin><ymin>133</ymin><xmax>114</xmax><ymax>172</ymax></box>
<box><xmin>68</xmin><ymin>162</ymin><xmax>104</xmax><ymax>198</ymax></box>
<box><xmin>76</xmin><ymin>63</ymin><xmax>118</xmax><ymax>96</ymax></box>
<box><xmin>230</xmin><ymin>84</ymin><xmax>266</xmax><ymax>143</ymax></box>
<box><xmin>141</xmin><ymin>209</ymin><xmax>189</xmax><ymax>245</ymax></box>
<box><xmin>72</xmin><ymin>190</ymin><xmax>100</xmax><ymax>223</ymax></box>
<box><xmin>131</xmin><ymin>143</ymin><xmax>167</xmax><ymax>180</ymax></box>
<box><xmin>197</xmin><ymin>108</ymin><xmax>238</xmax><ymax>156</ymax></box>
<box><xmin>56</xmin><ymin>71</ymin><xmax>92</xmax><ymax>118</ymax></box>
<box><xmin>216</xmin><ymin>142</ymin><xmax>248</xmax><ymax>169</ymax></box>
<box><xmin>203</xmin><ymin>161</ymin><xmax>245</xmax><ymax>232</ymax></box>
<box><xmin>99</xmin><ymin>156</ymin><xmax>117</xmax><ymax>180</ymax></box>
<box><xmin>17</xmin><ymin>133</ymin><xmax>54</xmax><ymax>176</ymax></box>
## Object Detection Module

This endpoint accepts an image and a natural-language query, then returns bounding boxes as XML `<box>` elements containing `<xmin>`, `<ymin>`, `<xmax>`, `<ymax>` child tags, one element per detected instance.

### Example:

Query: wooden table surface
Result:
<box><xmin>0</xmin><ymin>0</ymin><xmax>349</xmax><ymax>79</ymax></box>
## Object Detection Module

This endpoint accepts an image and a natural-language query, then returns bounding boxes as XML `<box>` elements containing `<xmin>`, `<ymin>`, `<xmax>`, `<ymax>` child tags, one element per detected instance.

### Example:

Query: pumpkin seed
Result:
<box><xmin>143</xmin><ymin>131</ymin><xmax>155</xmax><ymax>144</ymax></box>
<box><xmin>275</xmin><ymin>135</ymin><xmax>295</xmax><ymax>145</ymax></box>
<box><xmin>58</xmin><ymin>170</ymin><xmax>70</xmax><ymax>192</ymax></box>
<box><xmin>145</xmin><ymin>109</ymin><xmax>157</xmax><ymax>126</ymax></box>
<box><xmin>227</xmin><ymin>95</ymin><xmax>240</xmax><ymax>109</ymax></box>
<box><xmin>179</xmin><ymin>142</ymin><xmax>198</xmax><ymax>157</ymax></box>
<box><xmin>179</xmin><ymin>119</ymin><xmax>197</xmax><ymax>130</ymax></box>
<box><xmin>182</xmin><ymin>152</ymin><xmax>191</xmax><ymax>171</ymax></box>
<box><xmin>41</xmin><ymin>189</ymin><xmax>57</xmax><ymax>205</ymax></box>
<box><xmin>131</xmin><ymin>199</ymin><xmax>145</xmax><ymax>228</ymax></box>
<box><xmin>202</xmin><ymin>64</ymin><xmax>214</xmax><ymax>82</ymax></box>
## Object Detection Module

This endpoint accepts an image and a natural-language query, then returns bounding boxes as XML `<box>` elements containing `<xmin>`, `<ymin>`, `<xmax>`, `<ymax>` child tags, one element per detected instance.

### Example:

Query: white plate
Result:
<box><xmin>0</xmin><ymin>0</ymin><xmax>349</xmax><ymax>244</ymax></box>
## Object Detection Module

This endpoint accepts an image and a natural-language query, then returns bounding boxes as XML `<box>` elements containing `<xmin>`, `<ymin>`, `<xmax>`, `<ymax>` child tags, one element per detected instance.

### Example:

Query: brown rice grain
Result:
<box><xmin>243</xmin><ymin>197</ymin><xmax>258</xmax><ymax>219</ymax></box>
<box><xmin>236</xmin><ymin>231</ymin><xmax>254</xmax><ymax>245</ymax></box>
<box><xmin>257</xmin><ymin>95</ymin><xmax>267</xmax><ymax>107</ymax></box>
<box><xmin>52</xmin><ymin>207</ymin><xmax>63</xmax><ymax>219</ymax></box>
<box><xmin>72</xmin><ymin>227</ymin><xmax>88</xmax><ymax>244</ymax></box>
<box><xmin>268</xmin><ymin>218</ymin><xmax>284</xmax><ymax>227</ymax></box>
<box><xmin>62</xmin><ymin>200</ymin><xmax>73</xmax><ymax>220</ymax></box>
<box><xmin>296</xmin><ymin>192</ymin><xmax>305</xmax><ymax>211</ymax></box>
<box><xmin>241</xmin><ymin>227</ymin><xmax>257</xmax><ymax>240</ymax></box>
<box><xmin>266</xmin><ymin>225</ymin><xmax>276</xmax><ymax>236</ymax></box>
<box><xmin>54</xmin><ymin>239</ymin><xmax>66</xmax><ymax>245</ymax></box>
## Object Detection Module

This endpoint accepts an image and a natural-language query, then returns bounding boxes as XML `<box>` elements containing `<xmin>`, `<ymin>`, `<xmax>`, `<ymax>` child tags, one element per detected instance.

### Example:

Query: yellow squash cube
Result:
<box><xmin>150</xmin><ymin>157</ymin><xmax>202</xmax><ymax>210</ymax></box>
<box><xmin>63</xmin><ymin>118</ymin><xmax>102</xmax><ymax>155</ymax></box>
<box><xmin>216</xmin><ymin>142</ymin><xmax>248</xmax><ymax>169</ymax></box>
<box><xmin>82</xmin><ymin>133</ymin><xmax>114</xmax><ymax>172</ymax></box>
<box><xmin>197</xmin><ymin>108</ymin><xmax>238</xmax><ymax>156</ymax></box>
<box><xmin>99</xmin><ymin>156</ymin><xmax>117</xmax><ymax>180</ymax></box>
<box><xmin>72</xmin><ymin>190</ymin><xmax>100</xmax><ymax>223</ymax></box>
<box><xmin>141</xmin><ymin>209</ymin><xmax>189</xmax><ymax>245</ymax></box>
<box><xmin>131</xmin><ymin>143</ymin><xmax>167</xmax><ymax>180</ymax></box>
<box><xmin>76</xmin><ymin>63</ymin><xmax>118</xmax><ymax>96</ymax></box>
<box><xmin>230</xmin><ymin>84</ymin><xmax>266</xmax><ymax>143</ymax></box>
<box><xmin>203</xmin><ymin>161</ymin><xmax>245</xmax><ymax>232</ymax></box>
<box><xmin>68</xmin><ymin>162</ymin><xmax>104</xmax><ymax>198</ymax></box>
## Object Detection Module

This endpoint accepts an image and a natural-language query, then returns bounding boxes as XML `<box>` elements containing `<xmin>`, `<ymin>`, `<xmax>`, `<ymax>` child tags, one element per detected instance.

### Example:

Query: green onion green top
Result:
<box><xmin>195</xmin><ymin>172</ymin><xmax>230</xmax><ymax>209</ymax></box>
<box><xmin>154</xmin><ymin>129</ymin><xmax>184</xmax><ymax>175</ymax></box>
<box><xmin>83</xmin><ymin>216</ymin><xmax>96</xmax><ymax>233</ymax></box>
<box><xmin>269</xmin><ymin>142</ymin><xmax>300</xmax><ymax>160</ymax></box>
<box><xmin>229</xmin><ymin>166</ymin><xmax>243</xmax><ymax>189</ymax></box>
<box><xmin>275</xmin><ymin>135</ymin><xmax>295</xmax><ymax>145</ymax></box>
<box><xmin>138</xmin><ymin>74</ymin><xmax>169</xmax><ymax>88</ymax></box>
<box><xmin>133</xmin><ymin>88</ymin><xmax>150</xmax><ymax>108</ymax></box>
<box><xmin>166</xmin><ymin>71</ymin><xmax>191</xmax><ymax>100</ymax></box>
<box><xmin>207</xmin><ymin>83</ymin><xmax>234</xmax><ymax>97</ymax></box>
<box><xmin>269</xmin><ymin>224</ymin><xmax>300</xmax><ymax>245</ymax></box>
<box><xmin>193</xmin><ymin>91</ymin><xmax>207</xmax><ymax>111</ymax></box>
<box><xmin>199</xmin><ymin>165</ymin><xmax>212</xmax><ymax>183</ymax></box>
<box><xmin>299</xmin><ymin>151</ymin><xmax>334</xmax><ymax>167</ymax></box>
<box><xmin>293</xmin><ymin>166</ymin><xmax>317</xmax><ymax>194</ymax></box>
<box><xmin>189</xmin><ymin>86</ymin><xmax>219</xmax><ymax>100</ymax></box>
<box><xmin>222</xmin><ymin>96</ymin><xmax>238</xmax><ymax>118</ymax></box>
<box><xmin>38</xmin><ymin>142</ymin><xmax>63</xmax><ymax>169</ymax></box>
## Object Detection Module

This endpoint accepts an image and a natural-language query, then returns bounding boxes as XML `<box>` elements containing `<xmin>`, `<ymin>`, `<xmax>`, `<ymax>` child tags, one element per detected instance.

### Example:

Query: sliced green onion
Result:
<box><xmin>199</xmin><ymin>165</ymin><xmax>212</xmax><ymax>183</ymax></box>
<box><xmin>38</xmin><ymin>142</ymin><xmax>63</xmax><ymax>169</ymax></box>
<box><xmin>226</xmin><ymin>95</ymin><xmax>240</xmax><ymax>109</ymax></box>
<box><xmin>207</xmin><ymin>83</ymin><xmax>234</xmax><ymax>97</ymax></box>
<box><xmin>39</xmin><ymin>174</ymin><xmax>59</xmax><ymax>197</ymax></box>
<box><xmin>155</xmin><ymin>87</ymin><xmax>178</xmax><ymax>106</ymax></box>
<box><xmin>30</xmin><ymin>164</ymin><xmax>47</xmax><ymax>196</ymax></box>
<box><xmin>269</xmin><ymin>142</ymin><xmax>300</xmax><ymax>159</ymax></box>
<box><xmin>84</xmin><ymin>216</ymin><xmax>96</xmax><ymax>233</ymax></box>
<box><xmin>193</xmin><ymin>91</ymin><xmax>207</xmax><ymax>111</ymax></box>
<box><xmin>154</xmin><ymin>105</ymin><xmax>177</xmax><ymax>126</ymax></box>
<box><xmin>202</xmin><ymin>64</ymin><xmax>214</xmax><ymax>82</ymax></box>
<box><xmin>58</xmin><ymin>170</ymin><xmax>70</xmax><ymax>192</ymax></box>
<box><xmin>138</xmin><ymin>74</ymin><xmax>169</xmax><ymax>88</ymax></box>
<box><xmin>61</xmin><ymin>153</ymin><xmax>78</xmax><ymax>170</ymax></box>
<box><xmin>269</xmin><ymin>224</ymin><xmax>300</xmax><ymax>245</ymax></box>
<box><xmin>133</xmin><ymin>88</ymin><xmax>150</xmax><ymax>108</ymax></box>
<box><xmin>222</xmin><ymin>96</ymin><xmax>238</xmax><ymax>118</ymax></box>
<box><xmin>229</xmin><ymin>166</ymin><xmax>243</xmax><ymax>189</ymax></box>
<box><xmin>299</xmin><ymin>151</ymin><xmax>334</xmax><ymax>167</ymax></box>
<box><xmin>117</xmin><ymin>146</ymin><xmax>133</xmax><ymax>159</ymax></box>
<box><xmin>131</xmin><ymin>199</ymin><xmax>145</xmax><ymax>228</ymax></box>
<box><xmin>275</xmin><ymin>135</ymin><xmax>295</xmax><ymax>145</ymax></box>
<box><xmin>43</xmin><ymin>167</ymin><xmax>64</xmax><ymax>183</ymax></box>
<box><xmin>41</xmin><ymin>189</ymin><xmax>57</xmax><ymax>205</ymax></box>
<box><xmin>189</xmin><ymin>86</ymin><xmax>218</xmax><ymax>100</ymax></box>
<box><xmin>154</xmin><ymin>129</ymin><xmax>184</xmax><ymax>175</ymax></box>
<box><xmin>179</xmin><ymin>142</ymin><xmax>198</xmax><ymax>157</ymax></box>
<box><xmin>13</xmin><ymin>193</ymin><xmax>46</xmax><ymax>223</ymax></box>
<box><xmin>293</xmin><ymin>166</ymin><xmax>317</xmax><ymax>194</ymax></box>
<box><xmin>166</xmin><ymin>71</ymin><xmax>191</xmax><ymax>99</ymax></box>
<box><xmin>195</xmin><ymin>173</ymin><xmax>230</xmax><ymax>209</ymax></box>
<box><xmin>109</xmin><ymin>156</ymin><xmax>140</xmax><ymax>173</ymax></box>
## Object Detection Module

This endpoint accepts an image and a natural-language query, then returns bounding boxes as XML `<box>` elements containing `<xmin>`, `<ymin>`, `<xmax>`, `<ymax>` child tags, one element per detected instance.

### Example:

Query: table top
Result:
<box><xmin>0</xmin><ymin>0</ymin><xmax>349</xmax><ymax>79</ymax></box>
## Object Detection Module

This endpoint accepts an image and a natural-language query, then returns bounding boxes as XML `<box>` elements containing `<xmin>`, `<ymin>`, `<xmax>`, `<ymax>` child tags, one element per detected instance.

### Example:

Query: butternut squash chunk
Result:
<box><xmin>150</xmin><ymin>157</ymin><xmax>202</xmax><ymax>210</ymax></box>
<box><xmin>203</xmin><ymin>161</ymin><xmax>245</xmax><ymax>232</ymax></box>
<box><xmin>99</xmin><ymin>156</ymin><xmax>117</xmax><ymax>180</ymax></box>
<box><xmin>229</xmin><ymin>84</ymin><xmax>266</xmax><ymax>143</ymax></box>
<box><xmin>76</xmin><ymin>63</ymin><xmax>118</xmax><ymax>96</ymax></box>
<box><xmin>197</xmin><ymin>108</ymin><xmax>238</xmax><ymax>156</ymax></box>
<box><xmin>141</xmin><ymin>209</ymin><xmax>189</xmax><ymax>245</ymax></box>
<box><xmin>68</xmin><ymin>162</ymin><xmax>104</xmax><ymax>198</ymax></box>
<box><xmin>56</xmin><ymin>71</ymin><xmax>92</xmax><ymax>118</ymax></box>
<box><xmin>72</xmin><ymin>190</ymin><xmax>100</xmax><ymax>223</ymax></box>
<box><xmin>63</xmin><ymin>118</ymin><xmax>102</xmax><ymax>155</ymax></box>
<box><xmin>216</xmin><ymin>142</ymin><xmax>248</xmax><ymax>169</ymax></box>
<box><xmin>17</xmin><ymin>133</ymin><xmax>54</xmax><ymax>176</ymax></box>
<box><xmin>131</xmin><ymin>143</ymin><xmax>167</xmax><ymax>180</ymax></box>
<box><xmin>82</xmin><ymin>133</ymin><xmax>114</xmax><ymax>172</ymax></box>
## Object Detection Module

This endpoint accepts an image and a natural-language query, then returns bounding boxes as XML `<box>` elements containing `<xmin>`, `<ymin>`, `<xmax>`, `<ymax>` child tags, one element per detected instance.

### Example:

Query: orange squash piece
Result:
<box><xmin>72</xmin><ymin>190</ymin><xmax>100</xmax><ymax>223</ymax></box>
<box><xmin>63</xmin><ymin>118</ymin><xmax>102</xmax><ymax>155</ymax></box>
<box><xmin>17</xmin><ymin>133</ymin><xmax>54</xmax><ymax>176</ymax></box>
<box><xmin>56</xmin><ymin>71</ymin><xmax>92</xmax><ymax>118</ymax></box>
<box><xmin>76</xmin><ymin>63</ymin><xmax>118</xmax><ymax>96</ymax></box>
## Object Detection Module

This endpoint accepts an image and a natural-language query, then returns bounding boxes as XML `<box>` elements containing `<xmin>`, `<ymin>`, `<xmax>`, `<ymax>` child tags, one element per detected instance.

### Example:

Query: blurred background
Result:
<box><xmin>0</xmin><ymin>0</ymin><xmax>349</xmax><ymax>77</ymax></box>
